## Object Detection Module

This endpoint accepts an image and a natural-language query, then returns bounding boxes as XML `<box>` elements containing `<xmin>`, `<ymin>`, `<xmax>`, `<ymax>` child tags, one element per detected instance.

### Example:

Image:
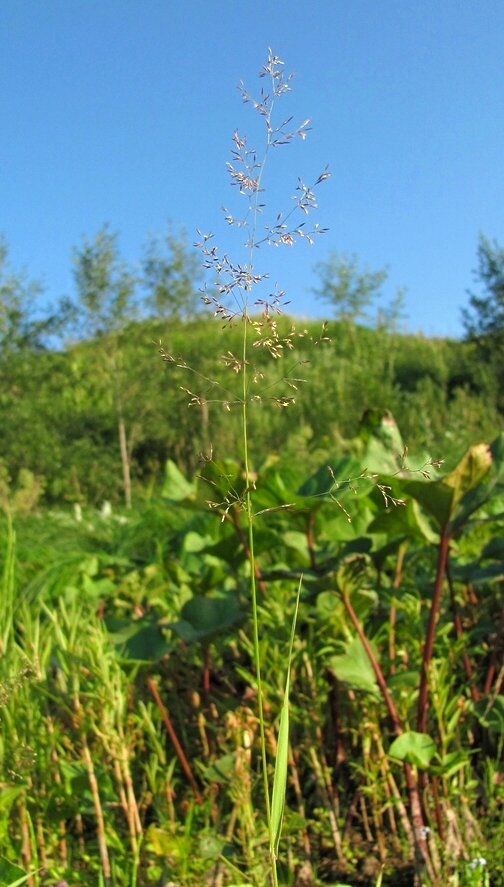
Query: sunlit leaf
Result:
<box><xmin>388</xmin><ymin>731</ymin><xmax>436</xmax><ymax>768</ymax></box>
<box><xmin>330</xmin><ymin>636</ymin><xmax>379</xmax><ymax>696</ymax></box>
<box><xmin>271</xmin><ymin>580</ymin><xmax>301</xmax><ymax>859</ymax></box>
<box><xmin>162</xmin><ymin>459</ymin><xmax>196</xmax><ymax>502</ymax></box>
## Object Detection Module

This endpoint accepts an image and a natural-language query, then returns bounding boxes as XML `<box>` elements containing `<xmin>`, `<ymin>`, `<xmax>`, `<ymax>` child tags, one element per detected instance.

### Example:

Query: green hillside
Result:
<box><xmin>1</xmin><ymin>315</ymin><xmax>501</xmax><ymax>508</ymax></box>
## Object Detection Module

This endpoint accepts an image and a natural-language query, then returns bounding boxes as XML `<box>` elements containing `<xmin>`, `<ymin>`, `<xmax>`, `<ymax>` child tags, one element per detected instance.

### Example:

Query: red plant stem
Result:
<box><xmin>484</xmin><ymin>662</ymin><xmax>496</xmax><ymax>696</ymax></box>
<box><xmin>431</xmin><ymin>775</ymin><xmax>444</xmax><ymax>841</ymax></box>
<box><xmin>445</xmin><ymin>562</ymin><xmax>479</xmax><ymax>702</ymax></box>
<box><xmin>147</xmin><ymin>676</ymin><xmax>203</xmax><ymax>805</ymax></box>
<box><xmin>417</xmin><ymin>531</ymin><xmax>451</xmax><ymax>735</ymax></box>
<box><xmin>306</xmin><ymin>512</ymin><xmax>317</xmax><ymax>570</ymax></box>
<box><xmin>484</xmin><ymin>608</ymin><xmax>504</xmax><ymax>694</ymax></box>
<box><xmin>203</xmin><ymin>645</ymin><xmax>211</xmax><ymax>705</ymax></box>
<box><xmin>202</xmin><ymin>645</ymin><xmax>215</xmax><ymax>754</ymax></box>
<box><xmin>343</xmin><ymin>786</ymin><xmax>360</xmax><ymax>840</ymax></box>
<box><xmin>342</xmin><ymin>592</ymin><xmax>434</xmax><ymax>879</ymax></box>
<box><xmin>342</xmin><ymin>593</ymin><xmax>402</xmax><ymax>736</ymax></box>
<box><xmin>229</xmin><ymin>508</ymin><xmax>267</xmax><ymax>594</ymax></box>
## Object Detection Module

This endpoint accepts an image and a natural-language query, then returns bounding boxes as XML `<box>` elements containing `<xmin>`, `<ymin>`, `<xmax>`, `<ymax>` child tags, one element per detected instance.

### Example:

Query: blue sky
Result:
<box><xmin>1</xmin><ymin>1</ymin><xmax>503</xmax><ymax>337</ymax></box>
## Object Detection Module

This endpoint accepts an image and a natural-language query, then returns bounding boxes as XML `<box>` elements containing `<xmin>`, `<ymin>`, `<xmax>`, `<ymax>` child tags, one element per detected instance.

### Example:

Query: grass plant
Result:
<box><xmin>3</xmin><ymin>50</ymin><xmax>504</xmax><ymax>887</ymax></box>
<box><xmin>160</xmin><ymin>48</ymin><xmax>330</xmax><ymax>887</ymax></box>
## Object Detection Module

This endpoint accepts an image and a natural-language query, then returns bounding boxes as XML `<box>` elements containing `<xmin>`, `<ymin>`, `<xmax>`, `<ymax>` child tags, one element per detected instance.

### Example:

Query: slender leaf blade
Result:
<box><xmin>270</xmin><ymin>579</ymin><xmax>301</xmax><ymax>858</ymax></box>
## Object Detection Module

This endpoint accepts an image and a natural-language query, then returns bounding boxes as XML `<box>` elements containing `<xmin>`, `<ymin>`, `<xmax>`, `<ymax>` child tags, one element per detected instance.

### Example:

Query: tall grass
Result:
<box><xmin>164</xmin><ymin>49</ymin><xmax>330</xmax><ymax>886</ymax></box>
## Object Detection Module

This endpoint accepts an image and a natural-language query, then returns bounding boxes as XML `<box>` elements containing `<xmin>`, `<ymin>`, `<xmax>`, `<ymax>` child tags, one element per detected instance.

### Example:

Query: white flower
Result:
<box><xmin>469</xmin><ymin>857</ymin><xmax>487</xmax><ymax>869</ymax></box>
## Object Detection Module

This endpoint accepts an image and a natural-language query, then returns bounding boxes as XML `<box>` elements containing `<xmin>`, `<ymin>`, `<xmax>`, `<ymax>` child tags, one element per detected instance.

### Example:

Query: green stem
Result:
<box><xmin>242</xmin><ymin>331</ymin><xmax>276</xmax><ymax>886</ymax></box>
<box><xmin>240</xmin><ymin>70</ymin><xmax>278</xmax><ymax>886</ymax></box>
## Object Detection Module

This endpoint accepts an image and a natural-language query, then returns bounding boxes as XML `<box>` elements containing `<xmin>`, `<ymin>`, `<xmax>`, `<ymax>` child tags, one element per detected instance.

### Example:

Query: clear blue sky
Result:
<box><xmin>1</xmin><ymin>1</ymin><xmax>503</xmax><ymax>337</ymax></box>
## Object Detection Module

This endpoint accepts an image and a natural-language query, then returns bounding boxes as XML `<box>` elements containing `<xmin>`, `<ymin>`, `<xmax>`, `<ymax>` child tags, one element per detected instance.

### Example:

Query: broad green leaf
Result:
<box><xmin>282</xmin><ymin>810</ymin><xmax>309</xmax><ymax>832</ymax></box>
<box><xmin>0</xmin><ymin>858</ymin><xmax>28</xmax><ymax>887</ymax></box>
<box><xmin>199</xmin><ymin>834</ymin><xmax>225</xmax><ymax>859</ymax></box>
<box><xmin>388</xmin><ymin>731</ymin><xmax>436</xmax><ymax>768</ymax></box>
<box><xmin>271</xmin><ymin>580</ymin><xmax>301</xmax><ymax>859</ymax></box>
<box><xmin>297</xmin><ymin>456</ymin><xmax>366</xmax><ymax>500</ymax></box>
<box><xmin>444</xmin><ymin>442</ymin><xmax>492</xmax><ymax>501</ymax></box>
<box><xmin>316</xmin><ymin>590</ymin><xmax>342</xmax><ymax>620</ymax></box>
<box><xmin>283</xmin><ymin>531</ymin><xmax>310</xmax><ymax>563</ymax></box>
<box><xmin>400</xmin><ymin>477</ymin><xmax>455</xmax><ymax>532</ymax></box>
<box><xmin>368</xmin><ymin>497</ymin><xmax>438</xmax><ymax>544</ymax></box>
<box><xmin>387</xmin><ymin>670</ymin><xmax>420</xmax><ymax>691</ymax></box>
<box><xmin>162</xmin><ymin>459</ymin><xmax>195</xmax><ymax>502</ymax></box>
<box><xmin>322</xmin><ymin>504</ymin><xmax>375</xmax><ymax>541</ymax></box>
<box><xmin>183</xmin><ymin>530</ymin><xmax>212</xmax><ymax>552</ymax></box>
<box><xmin>450</xmin><ymin>559</ymin><xmax>504</xmax><ymax>587</ymax></box>
<box><xmin>401</xmin><ymin>436</ymin><xmax>504</xmax><ymax>534</ymax></box>
<box><xmin>0</xmin><ymin>787</ymin><xmax>24</xmax><ymax>812</ymax></box>
<box><xmin>252</xmin><ymin>470</ymin><xmax>299</xmax><ymax>515</ymax></box>
<box><xmin>330</xmin><ymin>636</ymin><xmax>379</xmax><ymax>696</ymax></box>
<box><xmin>121</xmin><ymin>622</ymin><xmax>173</xmax><ymax>661</ymax></box>
<box><xmin>202</xmin><ymin>754</ymin><xmax>236</xmax><ymax>785</ymax></box>
<box><xmin>107</xmin><ymin>614</ymin><xmax>173</xmax><ymax>661</ymax></box>
<box><xmin>195</xmin><ymin>458</ymin><xmax>244</xmax><ymax>510</ymax></box>
<box><xmin>449</xmin><ymin>432</ymin><xmax>504</xmax><ymax>531</ymax></box>
<box><xmin>481</xmin><ymin>536</ymin><xmax>504</xmax><ymax>560</ymax></box>
<box><xmin>169</xmin><ymin>593</ymin><xmax>242</xmax><ymax>642</ymax></box>
<box><xmin>359</xmin><ymin>408</ymin><xmax>404</xmax><ymax>452</ymax></box>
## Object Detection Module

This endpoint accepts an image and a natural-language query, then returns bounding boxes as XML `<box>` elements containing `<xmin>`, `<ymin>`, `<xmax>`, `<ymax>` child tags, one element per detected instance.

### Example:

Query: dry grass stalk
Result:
<box><xmin>81</xmin><ymin>735</ymin><xmax>111</xmax><ymax>883</ymax></box>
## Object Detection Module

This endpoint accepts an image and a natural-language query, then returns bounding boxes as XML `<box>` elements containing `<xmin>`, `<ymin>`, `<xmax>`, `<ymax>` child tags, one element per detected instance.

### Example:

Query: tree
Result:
<box><xmin>463</xmin><ymin>234</ymin><xmax>504</xmax><ymax>412</ymax></box>
<box><xmin>0</xmin><ymin>235</ymin><xmax>52</xmax><ymax>352</ymax></box>
<box><xmin>141</xmin><ymin>226</ymin><xmax>202</xmax><ymax>320</ymax></box>
<box><xmin>312</xmin><ymin>251</ymin><xmax>388</xmax><ymax>323</ymax></box>
<box><xmin>71</xmin><ymin>226</ymin><xmax>138</xmax><ymax>338</ymax></box>
<box><xmin>463</xmin><ymin>234</ymin><xmax>504</xmax><ymax>340</ymax></box>
<box><xmin>70</xmin><ymin>226</ymin><xmax>138</xmax><ymax>507</ymax></box>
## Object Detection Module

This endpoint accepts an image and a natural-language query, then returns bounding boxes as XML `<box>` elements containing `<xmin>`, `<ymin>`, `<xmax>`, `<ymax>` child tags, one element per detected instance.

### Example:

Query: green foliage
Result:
<box><xmin>0</xmin><ymin>236</ymin><xmax>49</xmax><ymax>353</ymax></box>
<box><xmin>312</xmin><ymin>250</ymin><xmax>388</xmax><ymax>323</ymax></box>
<box><xmin>463</xmin><ymin>233</ymin><xmax>504</xmax><ymax>414</ymax></box>
<box><xmin>330</xmin><ymin>635</ymin><xmax>380</xmax><ymax>695</ymax></box>
<box><xmin>70</xmin><ymin>225</ymin><xmax>137</xmax><ymax>337</ymax></box>
<box><xmin>0</xmin><ymin>857</ymin><xmax>29</xmax><ymax>887</ymax></box>
<box><xmin>388</xmin><ymin>732</ymin><xmax>436</xmax><ymax>769</ymax></box>
<box><xmin>0</xmin><ymin>314</ymin><xmax>501</xmax><ymax>507</ymax></box>
<box><xmin>3</xmin><ymin>53</ymin><xmax>504</xmax><ymax>887</ymax></box>
<box><xmin>142</xmin><ymin>225</ymin><xmax>203</xmax><ymax>320</ymax></box>
<box><xmin>463</xmin><ymin>233</ymin><xmax>504</xmax><ymax>341</ymax></box>
<box><xmin>1</xmin><ymin>424</ymin><xmax>504</xmax><ymax>884</ymax></box>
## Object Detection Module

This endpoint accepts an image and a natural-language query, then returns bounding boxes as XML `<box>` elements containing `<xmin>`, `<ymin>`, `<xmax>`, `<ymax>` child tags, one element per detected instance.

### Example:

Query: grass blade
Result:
<box><xmin>270</xmin><ymin>577</ymin><xmax>302</xmax><ymax>859</ymax></box>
